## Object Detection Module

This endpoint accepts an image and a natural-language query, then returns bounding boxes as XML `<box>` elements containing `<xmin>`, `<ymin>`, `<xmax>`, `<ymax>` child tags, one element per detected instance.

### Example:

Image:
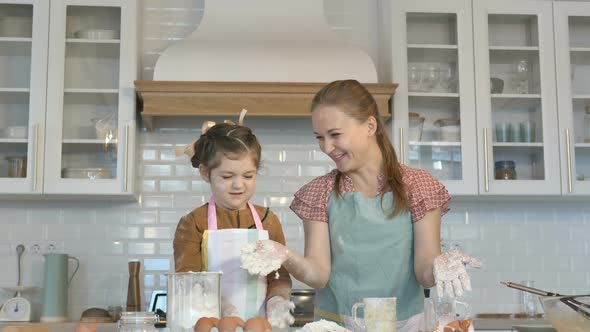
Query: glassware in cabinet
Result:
<box><xmin>393</xmin><ymin>1</ymin><xmax>477</xmax><ymax>195</ymax></box>
<box><xmin>474</xmin><ymin>0</ymin><xmax>560</xmax><ymax>195</ymax></box>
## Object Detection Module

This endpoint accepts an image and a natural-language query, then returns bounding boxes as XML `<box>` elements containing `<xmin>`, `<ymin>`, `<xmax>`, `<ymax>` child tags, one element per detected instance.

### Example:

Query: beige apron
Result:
<box><xmin>201</xmin><ymin>197</ymin><xmax>269</xmax><ymax>319</ymax></box>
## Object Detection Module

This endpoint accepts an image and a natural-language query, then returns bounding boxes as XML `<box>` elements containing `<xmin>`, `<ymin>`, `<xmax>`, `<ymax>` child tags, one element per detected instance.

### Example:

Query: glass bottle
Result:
<box><xmin>117</xmin><ymin>312</ymin><xmax>159</xmax><ymax>332</ymax></box>
<box><xmin>495</xmin><ymin>160</ymin><xmax>517</xmax><ymax>180</ymax></box>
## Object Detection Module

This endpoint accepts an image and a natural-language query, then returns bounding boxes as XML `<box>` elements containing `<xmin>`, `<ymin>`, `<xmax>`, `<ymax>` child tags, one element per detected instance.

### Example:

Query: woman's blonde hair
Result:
<box><xmin>311</xmin><ymin>79</ymin><xmax>408</xmax><ymax>217</ymax></box>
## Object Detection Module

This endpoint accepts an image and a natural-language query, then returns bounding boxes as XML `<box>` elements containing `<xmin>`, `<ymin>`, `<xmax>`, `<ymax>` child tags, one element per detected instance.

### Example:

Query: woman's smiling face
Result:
<box><xmin>201</xmin><ymin>152</ymin><xmax>258</xmax><ymax>210</ymax></box>
<box><xmin>312</xmin><ymin>105</ymin><xmax>373</xmax><ymax>173</ymax></box>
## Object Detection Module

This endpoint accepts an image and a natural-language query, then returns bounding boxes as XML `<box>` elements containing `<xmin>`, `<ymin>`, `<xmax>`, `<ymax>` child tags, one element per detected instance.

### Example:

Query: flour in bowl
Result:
<box><xmin>295</xmin><ymin>320</ymin><xmax>351</xmax><ymax>332</ymax></box>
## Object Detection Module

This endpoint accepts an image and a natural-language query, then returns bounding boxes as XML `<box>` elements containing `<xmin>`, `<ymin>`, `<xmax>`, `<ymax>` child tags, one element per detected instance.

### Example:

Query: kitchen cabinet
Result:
<box><xmin>554</xmin><ymin>2</ymin><xmax>590</xmax><ymax>195</ymax></box>
<box><xmin>392</xmin><ymin>0</ymin><xmax>590</xmax><ymax>196</ymax></box>
<box><xmin>391</xmin><ymin>0</ymin><xmax>478</xmax><ymax>195</ymax></box>
<box><xmin>0</xmin><ymin>0</ymin><xmax>138</xmax><ymax>198</ymax></box>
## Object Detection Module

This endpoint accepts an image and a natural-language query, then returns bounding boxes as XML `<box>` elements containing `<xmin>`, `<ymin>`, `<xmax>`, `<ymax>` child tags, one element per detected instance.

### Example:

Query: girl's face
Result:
<box><xmin>312</xmin><ymin>105</ymin><xmax>375</xmax><ymax>173</ymax></box>
<box><xmin>200</xmin><ymin>153</ymin><xmax>258</xmax><ymax>210</ymax></box>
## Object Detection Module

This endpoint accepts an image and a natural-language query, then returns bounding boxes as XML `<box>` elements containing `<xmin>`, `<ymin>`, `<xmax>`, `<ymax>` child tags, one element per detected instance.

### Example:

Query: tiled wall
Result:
<box><xmin>0</xmin><ymin>0</ymin><xmax>588</xmax><ymax>321</ymax></box>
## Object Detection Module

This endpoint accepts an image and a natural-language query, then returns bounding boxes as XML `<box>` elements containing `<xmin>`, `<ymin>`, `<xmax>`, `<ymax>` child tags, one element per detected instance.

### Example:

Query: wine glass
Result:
<box><xmin>423</xmin><ymin>66</ymin><xmax>441</xmax><ymax>92</ymax></box>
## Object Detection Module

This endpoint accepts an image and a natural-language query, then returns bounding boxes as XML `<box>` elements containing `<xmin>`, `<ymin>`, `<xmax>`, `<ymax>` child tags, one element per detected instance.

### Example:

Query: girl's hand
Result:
<box><xmin>433</xmin><ymin>250</ymin><xmax>482</xmax><ymax>298</ymax></box>
<box><xmin>266</xmin><ymin>296</ymin><xmax>295</xmax><ymax>328</ymax></box>
<box><xmin>241</xmin><ymin>240</ymin><xmax>289</xmax><ymax>276</ymax></box>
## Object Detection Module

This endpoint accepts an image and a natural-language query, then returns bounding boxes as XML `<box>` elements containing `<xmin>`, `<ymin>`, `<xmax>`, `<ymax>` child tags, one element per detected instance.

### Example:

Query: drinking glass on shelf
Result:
<box><xmin>440</xmin><ymin>67</ymin><xmax>458</xmax><ymax>93</ymax></box>
<box><xmin>423</xmin><ymin>66</ymin><xmax>441</xmax><ymax>92</ymax></box>
<box><xmin>408</xmin><ymin>65</ymin><xmax>422</xmax><ymax>92</ymax></box>
<box><xmin>513</xmin><ymin>59</ymin><xmax>529</xmax><ymax>94</ymax></box>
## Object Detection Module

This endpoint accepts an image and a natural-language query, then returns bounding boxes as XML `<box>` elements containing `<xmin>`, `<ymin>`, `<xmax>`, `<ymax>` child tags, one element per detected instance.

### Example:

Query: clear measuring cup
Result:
<box><xmin>166</xmin><ymin>272</ymin><xmax>221</xmax><ymax>332</ymax></box>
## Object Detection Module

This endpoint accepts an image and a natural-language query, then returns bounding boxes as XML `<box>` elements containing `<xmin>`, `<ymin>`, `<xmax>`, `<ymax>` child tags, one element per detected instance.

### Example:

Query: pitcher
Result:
<box><xmin>40</xmin><ymin>253</ymin><xmax>79</xmax><ymax>322</ymax></box>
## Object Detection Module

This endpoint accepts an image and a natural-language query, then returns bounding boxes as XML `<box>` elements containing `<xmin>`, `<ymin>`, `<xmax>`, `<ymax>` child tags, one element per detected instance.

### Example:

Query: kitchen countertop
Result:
<box><xmin>0</xmin><ymin>317</ymin><xmax>551</xmax><ymax>331</ymax></box>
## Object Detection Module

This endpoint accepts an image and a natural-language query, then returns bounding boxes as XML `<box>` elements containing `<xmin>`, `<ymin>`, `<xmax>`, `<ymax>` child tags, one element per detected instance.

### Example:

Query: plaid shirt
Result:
<box><xmin>290</xmin><ymin>164</ymin><xmax>451</xmax><ymax>223</ymax></box>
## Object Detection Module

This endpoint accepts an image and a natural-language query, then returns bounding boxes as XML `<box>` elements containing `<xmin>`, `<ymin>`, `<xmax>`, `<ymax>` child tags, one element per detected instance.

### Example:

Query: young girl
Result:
<box><xmin>172</xmin><ymin>116</ymin><xmax>294</xmax><ymax>327</ymax></box>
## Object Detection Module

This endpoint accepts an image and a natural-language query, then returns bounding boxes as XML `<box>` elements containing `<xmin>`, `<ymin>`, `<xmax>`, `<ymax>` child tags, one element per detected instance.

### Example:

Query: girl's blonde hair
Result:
<box><xmin>311</xmin><ymin>79</ymin><xmax>408</xmax><ymax>217</ymax></box>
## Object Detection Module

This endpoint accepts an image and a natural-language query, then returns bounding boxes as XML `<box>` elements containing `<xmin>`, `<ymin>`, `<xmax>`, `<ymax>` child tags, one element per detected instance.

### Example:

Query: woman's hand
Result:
<box><xmin>433</xmin><ymin>250</ymin><xmax>482</xmax><ymax>298</ymax></box>
<box><xmin>266</xmin><ymin>296</ymin><xmax>295</xmax><ymax>328</ymax></box>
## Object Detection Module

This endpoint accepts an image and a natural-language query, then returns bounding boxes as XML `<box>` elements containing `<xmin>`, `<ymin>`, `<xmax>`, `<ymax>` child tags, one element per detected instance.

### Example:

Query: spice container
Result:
<box><xmin>6</xmin><ymin>156</ymin><xmax>27</xmax><ymax>178</ymax></box>
<box><xmin>495</xmin><ymin>160</ymin><xmax>517</xmax><ymax>180</ymax></box>
<box><xmin>117</xmin><ymin>312</ymin><xmax>159</xmax><ymax>332</ymax></box>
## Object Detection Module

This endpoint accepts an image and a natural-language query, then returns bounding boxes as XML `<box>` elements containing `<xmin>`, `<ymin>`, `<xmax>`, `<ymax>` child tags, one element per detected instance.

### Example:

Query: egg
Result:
<box><xmin>217</xmin><ymin>316</ymin><xmax>245</xmax><ymax>332</ymax></box>
<box><xmin>243</xmin><ymin>316</ymin><xmax>272</xmax><ymax>332</ymax></box>
<box><xmin>194</xmin><ymin>317</ymin><xmax>220</xmax><ymax>332</ymax></box>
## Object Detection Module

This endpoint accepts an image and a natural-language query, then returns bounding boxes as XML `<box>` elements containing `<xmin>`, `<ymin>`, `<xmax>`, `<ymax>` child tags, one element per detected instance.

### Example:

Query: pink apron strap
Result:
<box><xmin>207</xmin><ymin>197</ymin><xmax>218</xmax><ymax>230</ymax></box>
<box><xmin>207</xmin><ymin>197</ymin><xmax>264</xmax><ymax>230</ymax></box>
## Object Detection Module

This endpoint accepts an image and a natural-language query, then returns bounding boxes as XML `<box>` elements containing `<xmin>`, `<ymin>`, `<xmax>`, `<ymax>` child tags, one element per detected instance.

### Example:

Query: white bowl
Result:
<box><xmin>74</xmin><ymin>29</ymin><xmax>118</xmax><ymax>39</ymax></box>
<box><xmin>3</xmin><ymin>126</ymin><xmax>28</xmax><ymax>138</ymax></box>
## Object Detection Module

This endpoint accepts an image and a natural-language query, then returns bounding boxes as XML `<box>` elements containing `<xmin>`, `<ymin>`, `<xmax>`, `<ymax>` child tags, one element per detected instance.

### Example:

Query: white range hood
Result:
<box><xmin>153</xmin><ymin>0</ymin><xmax>378</xmax><ymax>83</ymax></box>
<box><xmin>135</xmin><ymin>0</ymin><xmax>395</xmax><ymax>130</ymax></box>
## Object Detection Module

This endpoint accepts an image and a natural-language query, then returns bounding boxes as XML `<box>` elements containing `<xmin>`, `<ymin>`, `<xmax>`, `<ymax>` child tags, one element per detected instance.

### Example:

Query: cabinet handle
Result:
<box><xmin>483</xmin><ymin>128</ymin><xmax>489</xmax><ymax>192</ymax></box>
<box><xmin>566</xmin><ymin>128</ymin><xmax>572</xmax><ymax>193</ymax></box>
<box><xmin>33</xmin><ymin>124</ymin><xmax>39</xmax><ymax>191</ymax></box>
<box><xmin>124</xmin><ymin>125</ymin><xmax>130</xmax><ymax>192</ymax></box>
<box><xmin>399</xmin><ymin>127</ymin><xmax>404</xmax><ymax>163</ymax></box>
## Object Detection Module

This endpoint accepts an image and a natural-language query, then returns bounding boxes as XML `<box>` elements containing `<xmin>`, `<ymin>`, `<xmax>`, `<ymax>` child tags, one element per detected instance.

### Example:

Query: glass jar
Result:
<box><xmin>117</xmin><ymin>312</ymin><xmax>159</xmax><ymax>332</ymax></box>
<box><xmin>495</xmin><ymin>160</ymin><xmax>517</xmax><ymax>180</ymax></box>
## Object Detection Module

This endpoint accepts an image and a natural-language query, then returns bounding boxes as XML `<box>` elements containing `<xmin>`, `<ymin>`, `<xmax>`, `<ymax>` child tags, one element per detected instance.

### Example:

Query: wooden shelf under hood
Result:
<box><xmin>134</xmin><ymin>81</ymin><xmax>397</xmax><ymax>130</ymax></box>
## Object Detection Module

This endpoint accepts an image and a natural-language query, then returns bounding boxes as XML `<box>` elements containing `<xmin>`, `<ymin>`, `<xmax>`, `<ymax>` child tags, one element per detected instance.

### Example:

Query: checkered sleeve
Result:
<box><xmin>289</xmin><ymin>172</ymin><xmax>335</xmax><ymax>223</ymax></box>
<box><xmin>402</xmin><ymin>165</ymin><xmax>451</xmax><ymax>223</ymax></box>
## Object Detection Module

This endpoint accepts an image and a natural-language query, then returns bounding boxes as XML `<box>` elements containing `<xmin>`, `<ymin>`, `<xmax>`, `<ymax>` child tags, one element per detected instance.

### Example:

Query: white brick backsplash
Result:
<box><xmin>543</xmin><ymin>256</ymin><xmax>572</xmax><ymax>272</ymax></box>
<box><xmin>256</xmin><ymin>178</ymin><xmax>283</xmax><ymax>193</ymax></box>
<box><xmin>158</xmin><ymin>210</ymin><xmax>184</xmax><ymax>225</ymax></box>
<box><xmin>160</xmin><ymin>180</ymin><xmax>189</xmax><ymax>192</ymax></box>
<box><xmin>144</xmin><ymin>227</ymin><xmax>172</xmax><ymax>239</ymax></box>
<box><xmin>142</xmin><ymin>180</ymin><xmax>157</xmax><ymax>192</ymax></box>
<box><xmin>143</xmin><ymin>258</ymin><xmax>170</xmax><ymax>271</ymax></box>
<box><xmin>126</xmin><ymin>210</ymin><xmax>157</xmax><ymax>225</ymax></box>
<box><xmin>144</xmin><ymin>164</ymin><xmax>172</xmax><ymax>176</ymax></box>
<box><xmin>260</xmin><ymin>163</ymin><xmax>299</xmax><ymax>177</ymax></box>
<box><xmin>129</xmin><ymin>242</ymin><xmax>156</xmax><ymax>255</ymax></box>
<box><xmin>142</xmin><ymin>149</ymin><xmax>157</xmax><ymax>160</ymax></box>
<box><xmin>141</xmin><ymin>195</ymin><xmax>173</xmax><ymax>208</ymax></box>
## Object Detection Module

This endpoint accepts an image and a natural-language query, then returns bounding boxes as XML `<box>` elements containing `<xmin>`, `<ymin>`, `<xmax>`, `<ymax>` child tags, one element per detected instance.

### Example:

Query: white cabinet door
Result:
<box><xmin>0</xmin><ymin>0</ymin><xmax>48</xmax><ymax>194</ymax></box>
<box><xmin>391</xmin><ymin>0</ymin><xmax>478</xmax><ymax>195</ymax></box>
<box><xmin>554</xmin><ymin>2</ymin><xmax>590</xmax><ymax>195</ymax></box>
<box><xmin>44</xmin><ymin>0</ymin><xmax>137</xmax><ymax>196</ymax></box>
<box><xmin>473</xmin><ymin>0</ymin><xmax>560</xmax><ymax>195</ymax></box>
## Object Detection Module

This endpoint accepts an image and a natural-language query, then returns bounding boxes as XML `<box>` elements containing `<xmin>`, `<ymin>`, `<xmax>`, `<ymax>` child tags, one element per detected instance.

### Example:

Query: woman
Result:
<box><xmin>249</xmin><ymin>80</ymin><xmax>480</xmax><ymax>332</ymax></box>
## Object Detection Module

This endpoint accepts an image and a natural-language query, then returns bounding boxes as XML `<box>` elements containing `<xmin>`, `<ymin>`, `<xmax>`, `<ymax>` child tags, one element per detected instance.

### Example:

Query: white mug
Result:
<box><xmin>351</xmin><ymin>297</ymin><xmax>397</xmax><ymax>332</ymax></box>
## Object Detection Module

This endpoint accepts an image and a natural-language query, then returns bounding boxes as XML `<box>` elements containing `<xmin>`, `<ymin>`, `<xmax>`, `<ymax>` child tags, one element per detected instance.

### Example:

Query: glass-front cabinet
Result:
<box><xmin>554</xmin><ymin>2</ymin><xmax>590</xmax><ymax>195</ymax></box>
<box><xmin>473</xmin><ymin>0</ymin><xmax>560</xmax><ymax>195</ymax></box>
<box><xmin>0</xmin><ymin>0</ymin><xmax>48</xmax><ymax>194</ymax></box>
<box><xmin>391</xmin><ymin>0</ymin><xmax>478</xmax><ymax>195</ymax></box>
<box><xmin>0</xmin><ymin>0</ymin><xmax>137</xmax><ymax>197</ymax></box>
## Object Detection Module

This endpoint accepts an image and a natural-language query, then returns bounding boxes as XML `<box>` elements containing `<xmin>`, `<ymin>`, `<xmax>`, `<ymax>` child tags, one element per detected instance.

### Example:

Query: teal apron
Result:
<box><xmin>314</xmin><ymin>191</ymin><xmax>423</xmax><ymax>329</ymax></box>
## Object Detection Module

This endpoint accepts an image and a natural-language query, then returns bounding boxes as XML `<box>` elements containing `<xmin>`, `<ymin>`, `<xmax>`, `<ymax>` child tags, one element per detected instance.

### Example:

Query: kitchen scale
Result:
<box><xmin>0</xmin><ymin>286</ymin><xmax>35</xmax><ymax>321</ymax></box>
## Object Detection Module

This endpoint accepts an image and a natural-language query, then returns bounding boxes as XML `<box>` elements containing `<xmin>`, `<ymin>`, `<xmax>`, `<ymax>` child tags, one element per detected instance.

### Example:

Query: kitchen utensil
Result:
<box><xmin>14</xmin><ymin>245</ymin><xmax>24</xmax><ymax>298</ymax></box>
<box><xmin>166</xmin><ymin>272</ymin><xmax>221</xmax><ymax>332</ymax></box>
<box><xmin>0</xmin><ymin>246</ymin><xmax>34</xmax><ymax>322</ymax></box>
<box><xmin>291</xmin><ymin>289</ymin><xmax>314</xmax><ymax>327</ymax></box>
<box><xmin>351</xmin><ymin>297</ymin><xmax>397</xmax><ymax>332</ymax></box>
<box><xmin>6</xmin><ymin>157</ymin><xmax>26</xmax><ymax>178</ymax></box>
<box><xmin>126</xmin><ymin>260</ymin><xmax>141</xmax><ymax>312</ymax></box>
<box><xmin>40</xmin><ymin>253</ymin><xmax>80</xmax><ymax>322</ymax></box>
<box><xmin>501</xmin><ymin>281</ymin><xmax>590</xmax><ymax>319</ymax></box>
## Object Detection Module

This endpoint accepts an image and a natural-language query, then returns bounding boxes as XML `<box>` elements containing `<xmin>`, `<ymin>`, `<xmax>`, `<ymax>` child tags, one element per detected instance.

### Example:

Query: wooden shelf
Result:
<box><xmin>134</xmin><ymin>80</ymin><xmax>397</xmax><ymax>130</ymax></box>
